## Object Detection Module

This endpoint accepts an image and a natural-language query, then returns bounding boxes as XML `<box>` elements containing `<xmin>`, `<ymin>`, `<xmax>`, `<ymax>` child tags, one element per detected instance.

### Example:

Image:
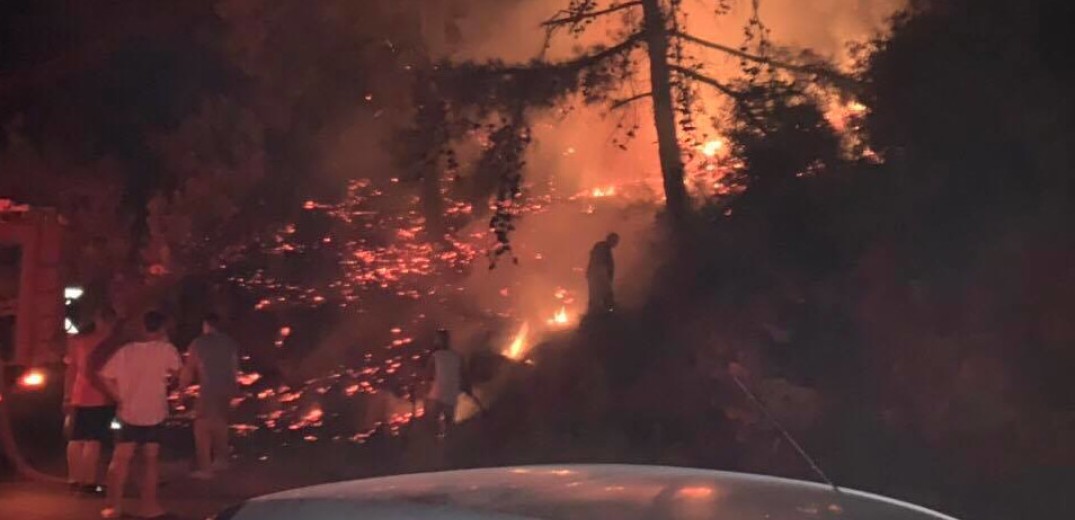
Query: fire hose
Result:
<box><xmin>729</xmin><ymin>371</ymin><xmax>840</xmax><ymax>494</ymax></box>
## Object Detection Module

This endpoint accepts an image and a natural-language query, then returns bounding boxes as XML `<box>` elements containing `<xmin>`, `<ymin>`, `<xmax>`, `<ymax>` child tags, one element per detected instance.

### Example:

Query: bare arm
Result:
<box><xmin>63</xmin><ymin>341</ymin><xmax>77</xmax><ymax>406</ymax></box>
<box><xmin>179</xmin><ymin>348</ymin><xmax>199</xmax><ymax>390</ymax></box>
<box><xmin>97</xmin><ymin>346</ymin><xmax>125</xmax><ymax>404</ymax></box>
<box><xmin>100</xmin><ymin>376</ymin><xmax>121</xmax><ymax>403</ymax></box>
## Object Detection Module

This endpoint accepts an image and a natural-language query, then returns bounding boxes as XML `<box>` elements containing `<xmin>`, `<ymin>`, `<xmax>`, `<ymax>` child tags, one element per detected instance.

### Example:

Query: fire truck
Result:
<box><xmin>0</xmin><ymin>199</ymin><xmax>65</xmax><ymax>478</ymax></box>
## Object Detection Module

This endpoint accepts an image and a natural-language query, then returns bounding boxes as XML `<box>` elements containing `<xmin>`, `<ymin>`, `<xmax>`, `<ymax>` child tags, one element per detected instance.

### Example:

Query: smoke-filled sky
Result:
<box><xmin>418</xmin><ymin>0</ymin><xmax>906</xmax><ymax>197</ymax></box>
<box><xmin>443</xmin><ymin>0</ymin><xmax>902</xmax><ymax>64</ymax></box>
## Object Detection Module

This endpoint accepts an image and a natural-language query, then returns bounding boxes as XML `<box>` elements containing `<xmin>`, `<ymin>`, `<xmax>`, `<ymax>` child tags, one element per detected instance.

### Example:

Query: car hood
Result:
<box><xmin>223</xmin><ymin>464</ymin><xmax>958</xmax><ymax>519</ymax></box>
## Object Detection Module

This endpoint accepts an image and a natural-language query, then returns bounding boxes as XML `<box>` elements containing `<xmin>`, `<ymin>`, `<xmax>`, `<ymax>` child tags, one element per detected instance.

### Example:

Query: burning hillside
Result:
<box><xmin>187</xmin><ymin>0</ymin><xmax>902</xmax><ymax>441</ymax></box>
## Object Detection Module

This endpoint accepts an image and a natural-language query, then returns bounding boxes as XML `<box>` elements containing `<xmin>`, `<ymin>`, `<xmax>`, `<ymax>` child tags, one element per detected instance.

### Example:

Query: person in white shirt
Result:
<box><xmin>98</xmin><ymin>311</ymin><xmax>181</xmax><ymax>519</ymax></box>
<box><xmin>425</xmin><ymin>329</ymin><xmax>464</xmax><ymax>438</ymax></box>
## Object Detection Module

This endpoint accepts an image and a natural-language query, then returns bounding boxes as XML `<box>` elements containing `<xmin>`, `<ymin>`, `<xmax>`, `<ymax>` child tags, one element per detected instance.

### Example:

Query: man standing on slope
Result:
<box><xmin>586</xmin><ymin>232</ymin><xmax>620</xmax><ymax>314</ymax></box>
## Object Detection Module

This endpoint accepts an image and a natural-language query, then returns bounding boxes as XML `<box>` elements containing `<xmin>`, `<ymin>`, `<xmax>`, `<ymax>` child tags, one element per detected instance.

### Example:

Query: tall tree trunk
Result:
<box><xmin>421</xmin><ymin>149</ymin><xmax>446</xmax><ymax>242</ymax></box>
<box><xmin>642</xmin><ymin>0</ymin><xmax>689</xmax><ymax>222</ymax></box>
<box><xmin>413</xmin><ymin>74</ymin><xmax>448</xmax><ymax>243</ymax></box>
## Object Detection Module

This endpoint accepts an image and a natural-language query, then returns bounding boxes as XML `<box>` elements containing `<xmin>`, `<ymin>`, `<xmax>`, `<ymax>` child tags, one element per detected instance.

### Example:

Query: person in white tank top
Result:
<box><xmin>425</xmin><ymin>329</ymin><xmax>463</xmax><ymax>437</ymax></box>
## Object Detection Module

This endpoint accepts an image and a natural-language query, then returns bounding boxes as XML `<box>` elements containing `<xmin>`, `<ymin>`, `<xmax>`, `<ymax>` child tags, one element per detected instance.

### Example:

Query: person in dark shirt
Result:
<box><xmin>180</xmin><ymin>313</ymin><xmax>239</xmax><ymax>479</ymax></box>
<box><xmin>586</xmin><ymin>232</ymin><xmax>620</xmax><ymax>314</ymax></box>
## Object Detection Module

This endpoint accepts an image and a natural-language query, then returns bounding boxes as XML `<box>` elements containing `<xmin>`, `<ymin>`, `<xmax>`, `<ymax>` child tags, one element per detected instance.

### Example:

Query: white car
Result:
<box><xmin>213</xmin><ymin>465</ymin><xmax>958</xmax><ymax>519</ymax></box>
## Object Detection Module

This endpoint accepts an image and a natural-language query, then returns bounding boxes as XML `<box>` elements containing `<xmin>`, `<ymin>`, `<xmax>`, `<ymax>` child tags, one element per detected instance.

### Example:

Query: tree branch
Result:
<box><xmin>670</xmin><ymin>65</ymin><xmax>768</xmax><ymax>132</ymax></box>
<box><xmin>609</xmin><ymin>92</ymin><xmax>651</xmax><ymax>110</ymax></box>
<box><xmin>497</xmin><ymin>31</ymin><xmax>644</xmax><ymax>75</ymax></box>
<box><xmin>669</xmin><ymin>65</ymin><xmax>742</xmax><ymax>99</ymax></box>
<box><xmin>674</xmin><ymin>31</ymin><xmax>855</xmax><ymax>87</ymax></box>
<box><xmin>543</xmin><ymin>1</ymin><xmax>643</xmax><ymax>28</ymax></box>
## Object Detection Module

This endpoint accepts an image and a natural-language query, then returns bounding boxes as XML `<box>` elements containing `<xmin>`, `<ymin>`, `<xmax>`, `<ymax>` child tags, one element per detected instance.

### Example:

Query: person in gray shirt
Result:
<box><xmin>180</xmin><ymin>313</ymin><xmax>239</xmax><ymax>478</ymax></box>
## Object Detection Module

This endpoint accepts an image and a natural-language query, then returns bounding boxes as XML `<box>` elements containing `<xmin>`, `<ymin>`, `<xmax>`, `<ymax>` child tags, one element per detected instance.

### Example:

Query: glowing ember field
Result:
<box><xmin>197</xmin><ymin>95</ymin><xmax>871</xmax><ymax>440</ymax></box>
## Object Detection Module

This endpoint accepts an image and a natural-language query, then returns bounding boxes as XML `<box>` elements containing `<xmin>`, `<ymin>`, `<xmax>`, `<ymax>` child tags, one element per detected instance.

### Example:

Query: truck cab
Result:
<box><xmin>1</xmin><ymin>199</ymin><xmax>65</xmax><ymax>476</ymax></box>
<box><xmin>0</xmin><ymin>199</ymin><xmax>64</xmax><ymax>371</ymax></box>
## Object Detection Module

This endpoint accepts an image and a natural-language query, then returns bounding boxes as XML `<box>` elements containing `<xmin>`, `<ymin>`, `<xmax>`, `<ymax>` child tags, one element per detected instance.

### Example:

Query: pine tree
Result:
<box><xmin>435</xmin><ymin>0</ymin><xmax>846</xmax><ymax>234</ymax></box>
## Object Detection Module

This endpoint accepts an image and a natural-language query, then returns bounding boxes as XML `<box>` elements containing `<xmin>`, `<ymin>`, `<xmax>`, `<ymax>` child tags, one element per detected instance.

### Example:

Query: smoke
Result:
<box><xmin>439</xmin><ymin>0</ymin><xmax>904</xmax><ymax>64</ymax></box>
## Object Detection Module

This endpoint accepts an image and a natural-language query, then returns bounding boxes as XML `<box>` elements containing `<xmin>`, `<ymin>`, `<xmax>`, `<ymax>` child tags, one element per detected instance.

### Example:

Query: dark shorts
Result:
<box><xmin>70</xmin><ymin>406</ymin><xmax>115</xmax><ymax>442</ymax></box>
<box><xmin>115</xmin><ymin>422</ymin><xmax>163</xmax><ymax>445</ymax></box>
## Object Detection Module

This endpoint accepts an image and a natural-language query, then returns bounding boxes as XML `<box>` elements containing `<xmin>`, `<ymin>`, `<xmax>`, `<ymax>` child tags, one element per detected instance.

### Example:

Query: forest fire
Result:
<box><xmin>4</xmin><ymin>1</ymin><xmax>1063</xmax><ymax>518</ymax></box>
<box><xmin>503</xmin><ymin>322</ymin><xmax>531</xmax><ymax>361</ymax></box>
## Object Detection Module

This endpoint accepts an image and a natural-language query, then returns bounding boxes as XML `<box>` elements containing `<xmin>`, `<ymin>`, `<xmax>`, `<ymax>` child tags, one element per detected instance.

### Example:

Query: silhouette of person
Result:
<box><xmin>586</xmin><ymin>232</ymin><xmax>620</xmax><ymax>314</ymax></box>
<box><xmin>425</xmin><ymin>329</ymin><xmax>463</xmax><ymax>438</ymax></box>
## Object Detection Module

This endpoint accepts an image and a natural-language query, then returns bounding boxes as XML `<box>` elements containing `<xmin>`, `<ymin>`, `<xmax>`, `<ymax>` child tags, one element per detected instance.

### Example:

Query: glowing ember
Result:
<box><xmin>237</xmin><ymin>372</ymin><xmax>261</xmax><ymax>386</ymax></box>
<box><xmin>503</xmin><ymin>322</ymin><xmax>531</xmax><ymax>361</ymax></box>
<box><xmin>231</xmin><ymin>424</ymin><xmax>259</xmax><ymax>436</ymax></box>
<box><xmin>701</xmin><ymin>139</ymin><xmax>725</xmax><ymax>158</ymax></box>
<box><xmin>17</xmin><ymin>369</ymin><xmax>46</xmax><ymax>389</ymax></box>
<box><xmin>288</xmin><ymin>405</ymin><xmax>324</xmax><ymax>430</ymax></box>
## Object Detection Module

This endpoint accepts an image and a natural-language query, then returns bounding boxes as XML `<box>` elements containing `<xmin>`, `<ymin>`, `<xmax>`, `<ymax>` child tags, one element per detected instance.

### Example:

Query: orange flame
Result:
<box><xmin>547</xmin><ymin>306</ymin><xmax>570</xmax><ymax>327</ymax></box>
<box><xmin>701</xmin><ymin>139</ymin><xmax>725</xmax><ymax>158</ymax></box>
<box><xmin>590</xmin><ymin>186</ymin><xmax>617</xmax><ymax>198</ymax></box>
<box><xmin>503</xmin><ymin>322</ymin><xmax>530</xmax><ymax>360</ymax></box>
